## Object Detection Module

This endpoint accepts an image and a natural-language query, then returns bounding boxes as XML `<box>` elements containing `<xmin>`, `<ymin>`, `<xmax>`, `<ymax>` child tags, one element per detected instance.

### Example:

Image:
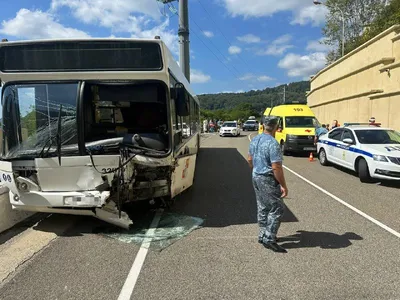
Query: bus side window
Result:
<box><xmin>170</xmin><ymin>93</ymin><xmax>181</xmax><ymax>148</ymax></box>
<box><xmin>169</xmin><ymin>74</ymin><xmax>182</xmax><ymax>149</ymax></box>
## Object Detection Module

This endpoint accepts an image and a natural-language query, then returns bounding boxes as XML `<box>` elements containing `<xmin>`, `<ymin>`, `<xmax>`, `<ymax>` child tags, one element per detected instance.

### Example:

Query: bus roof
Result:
<box><xmin>0</xmin><ymin>37</ymin><xmax>198</xmax><ymax>102</ymax></box>
<box><xmin>0</xmin><ymin>37</ymin><xmax>162</xmax><ymax>45</ymax></box>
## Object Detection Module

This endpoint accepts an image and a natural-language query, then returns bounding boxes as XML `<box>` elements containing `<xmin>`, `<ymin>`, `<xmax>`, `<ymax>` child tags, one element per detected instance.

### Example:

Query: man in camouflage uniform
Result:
<box><xmin>248</xmin><ymin>117</ymin><xmax>288</xmax><ymax>253</ymax></box>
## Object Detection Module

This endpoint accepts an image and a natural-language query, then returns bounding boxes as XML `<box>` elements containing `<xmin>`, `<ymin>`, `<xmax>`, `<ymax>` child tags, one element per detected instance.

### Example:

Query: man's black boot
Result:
<box><xmin>263</xmin><ymin>242</ymin><xmax>287</xmax><ymax>253</ymax></box>
<box><xmin>258</xmin><ymin>237</ymin><xmax>280</xmax><ymax>243</ymax></box>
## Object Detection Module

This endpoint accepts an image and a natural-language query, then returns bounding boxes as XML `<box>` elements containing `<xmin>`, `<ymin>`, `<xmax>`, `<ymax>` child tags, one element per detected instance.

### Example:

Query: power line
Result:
<box><xmin>166</xmin><ymin>3</ymin><xmax>242</xmax><ymax>80</ymax></box>
<box><xmin>195</xmin><ymin>0</ymin><xmax>252</xmax><ymax>69</ymax></box>
<box><xmin>168</xmin><ymin>2</ymin><xmax>241</xmax><ymax>77</ymax></box>
<box><xmin>188</xmin><ymin>14</ymin><xmax>243</xmax><ymax>77</ymax></box>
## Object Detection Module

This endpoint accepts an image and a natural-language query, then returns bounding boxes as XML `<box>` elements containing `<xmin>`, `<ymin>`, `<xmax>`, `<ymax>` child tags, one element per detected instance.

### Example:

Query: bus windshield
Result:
<box><xmin>2</xmin><ymin>83</ymin><xmax>79</xmax><ymax>159</ymax></box>
<box><xmin>2</xmin><ymin>81</ymin><xmax>171</xmax><ymax>159</ymax></box>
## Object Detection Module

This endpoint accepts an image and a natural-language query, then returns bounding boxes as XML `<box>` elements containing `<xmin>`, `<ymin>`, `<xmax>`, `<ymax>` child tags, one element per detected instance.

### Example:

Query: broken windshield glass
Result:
<box><xmin>2</xmin><ymin>83</ymin><xmax>79</xmax><ymax>159</ymax></box>
<box><xmin>100</xmin><ymin>212</ymin><xmax>204</xmax><ymax>251</ymax></box>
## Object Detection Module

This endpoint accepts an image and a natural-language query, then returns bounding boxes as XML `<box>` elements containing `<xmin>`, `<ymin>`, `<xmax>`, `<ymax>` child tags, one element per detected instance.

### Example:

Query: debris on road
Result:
<box><xmin>100</xmin><ymin>212</ymin><xmax>204</xmax><ymax>251</ymax></box>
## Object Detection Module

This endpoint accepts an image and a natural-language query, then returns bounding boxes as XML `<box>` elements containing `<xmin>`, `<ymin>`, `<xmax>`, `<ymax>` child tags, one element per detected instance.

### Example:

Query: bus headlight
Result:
<box><xmin>19</xmin><ymin>182</ymin><xmax>29</xmax><ymax>192</ymax></box>
<box><xmin>373</xmin><ymin>155</ymin><xmax>388</xmax><ymax>162</ymax></box>
<box><xmin>16</xmin><ymin>177</ymin><xmax>40</xmax><ymax>192</ymax></box>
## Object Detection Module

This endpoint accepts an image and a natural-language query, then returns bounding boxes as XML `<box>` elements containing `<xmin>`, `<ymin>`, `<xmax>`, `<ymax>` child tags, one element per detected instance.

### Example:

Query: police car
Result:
<box><xmin>317</xmin><ymin>123</ymin><xmax>400</xmax><ymax>182</ymax></box>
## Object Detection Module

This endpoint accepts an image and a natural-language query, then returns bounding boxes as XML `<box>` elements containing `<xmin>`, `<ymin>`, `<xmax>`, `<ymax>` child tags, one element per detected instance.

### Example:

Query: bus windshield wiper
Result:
<box><xmin>39</xmin><ymin>104</ymin><xmax>63</xmax><ymax>162</ymax></box>
<box><xmin>39</xmin><ymin>137</ymin><xmax>54</xmax><ymax>158</ymax></box>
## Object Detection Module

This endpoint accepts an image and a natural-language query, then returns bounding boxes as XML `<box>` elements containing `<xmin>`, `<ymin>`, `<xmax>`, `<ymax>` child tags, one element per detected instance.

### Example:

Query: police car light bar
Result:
<box><xmin>343</xmin><ymin>122</ymin><xmax>382</xmax><ymax>127</ymax></box>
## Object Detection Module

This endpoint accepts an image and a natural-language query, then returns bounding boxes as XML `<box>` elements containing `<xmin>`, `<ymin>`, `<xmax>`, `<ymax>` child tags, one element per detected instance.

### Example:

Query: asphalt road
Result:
<box><xmin>0</xmin><ymin>131</ymin><xmax>399</xmax><ymax>300</ymax></box>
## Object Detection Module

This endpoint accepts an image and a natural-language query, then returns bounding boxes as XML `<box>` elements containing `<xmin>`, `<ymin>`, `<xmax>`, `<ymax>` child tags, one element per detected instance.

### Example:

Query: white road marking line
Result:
<box><xmin>248</xmin><ymin>133</ymin><xmax>255</xmax><ymax>141</ymax></box>
<box><xmin>118</xmin><ymin>209</ymin><xmax>163</xmax><ymax>300</ymax></box>
<box><xmin>283</xmin><ymin>165</ymin><xmax>400</xmax><ymax>239</ymax></box>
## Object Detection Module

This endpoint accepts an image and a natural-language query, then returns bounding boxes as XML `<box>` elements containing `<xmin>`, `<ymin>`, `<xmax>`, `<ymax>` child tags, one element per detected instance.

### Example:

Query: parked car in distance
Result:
<box><xmin>173</xmin><ymin>123</ymin><xmax>190</xmax><ymax>138</ymax></box>
<box><xmin>242</xmin><ymin>120</ymin><xmax>258</xmax><ymax>131</ymax></box>
<box><xmin>219</xmin><ymin>121</ymin><xmax>241</xmax><ymax>137</ymax></box>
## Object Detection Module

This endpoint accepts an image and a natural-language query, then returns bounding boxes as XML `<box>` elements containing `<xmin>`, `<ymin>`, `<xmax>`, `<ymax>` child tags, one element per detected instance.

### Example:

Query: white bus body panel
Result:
<box><xmin>0</xmin><ymin>38</ymin><xmax>200</xmax><ymax>227</ymax></box>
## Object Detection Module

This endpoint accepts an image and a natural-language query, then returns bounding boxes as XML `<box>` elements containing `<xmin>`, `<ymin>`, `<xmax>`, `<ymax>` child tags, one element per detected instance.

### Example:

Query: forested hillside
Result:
<box><xmin>198</xmin><ymin>81</ymin><xmax>310</xmax><ymax>120</ymax></box>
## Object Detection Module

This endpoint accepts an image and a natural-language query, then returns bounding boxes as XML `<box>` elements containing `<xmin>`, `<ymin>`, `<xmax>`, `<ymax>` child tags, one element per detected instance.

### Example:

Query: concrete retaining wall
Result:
<box><xmin>308</xmin><ymin>25</ymin><xmax>400</xmax><ymax>129</ymax></box>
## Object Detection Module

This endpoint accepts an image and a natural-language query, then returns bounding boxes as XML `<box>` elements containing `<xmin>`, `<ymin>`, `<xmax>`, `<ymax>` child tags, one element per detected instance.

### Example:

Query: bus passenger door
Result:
<box><xmin>169</xmin><ymin>80</ymin><xmax>199</xmax><ymax>198</ymax></box>
<box><xmin>171</xmin><ymin>148</ymin><xmax>197</xmax><ymax>198</ymax></box>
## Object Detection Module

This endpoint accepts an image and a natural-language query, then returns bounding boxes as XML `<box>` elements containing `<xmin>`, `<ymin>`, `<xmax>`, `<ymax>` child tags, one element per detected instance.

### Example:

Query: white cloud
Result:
<box><xmin>239</xmin><ymin>73</ymin><xmax>255</xmax><ymax>81</ymax></box>
<box><xmin>274</xmin><ymin>34</ymin><xmax>292</xmax><ymax>45</ymax></box>
<box><xmin>228</xmin><ymin>45</ymin><xmax>242</xmax><ymax>54</ymax></box>
<box><xmin>291</xmin><ymin>5</ymin><xmax>328</xmax><ymax>27</ymax></box>
<box><xmin>51</xmin><ymin>0</ymin><xmax>161</xmax><ymax>31</ymax></box>
<box><xmin>0</xmin><ymin>9</ymin><xmax>90</xmax><ymax>39</ymax></box>
<box><xmin>239</xmin><ymin>73</ymin><xmax>274</xmax><ymax>82</ymax></box>
<box><xmin>191</xmin><ymin>69</ymin><xmax>211</xmax><ymax>84</ymax></box>
<box><xmin>278</xmin><ymin>52</ymin><xmax>327</xmax><ymax>78</ymax></box>
<box><xmin>306</xmin><ymin>39</ymin><xmax>332</xmax><ymax>52</ymax></box>
<box><xmin>222</xmin><ymin>0</ymin><xmax>301</xmax><ymax>18</ymax></box>
<box><xmin>257</xmin><ymin>75</ymin><xmax>273</xmax><ymax>82</ymax></box>
<box><xmin>237</xmin><ymin>34</ymin><xmax>261</xmax><ymax>43</ymax></box>
<box><xmin>50</xmin><ymin>0</ymin><xmax>178</xmax><ymax>54</ymax></box>
<box><xmin>130</xmin><ymin>18</ymin><xmax>178</xmax><ymax>55</ymax></box>
<box><xmin>203</xmin><ymin>31</ymin><xmax>214</xmax><ymax>38</ymax></box>
<box><xmin>257</xmin><ymin>34</ymin><xmax>293</xmax><ymax>56</ymax></box>
<box><xmin>220</xmin><ymin>90</ymin><xmax>245</xmax><ymax>94</ymax></box>
<box><xmin>221</xmin><ymin>1</ymin><xmax>327</xmax><ymax>27</ymax></box>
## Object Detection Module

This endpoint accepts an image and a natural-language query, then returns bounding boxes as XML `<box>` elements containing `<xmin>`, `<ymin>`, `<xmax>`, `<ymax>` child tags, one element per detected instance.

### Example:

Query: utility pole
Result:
<box><xmin>283</xmin><ymin>85</ymin><xmax>286</xmax><ymax>104</ymax></box>
<box><xmin>158</xmin><ymin>0</ymin><xmax>190</xmax><ymax>82</ymax></box>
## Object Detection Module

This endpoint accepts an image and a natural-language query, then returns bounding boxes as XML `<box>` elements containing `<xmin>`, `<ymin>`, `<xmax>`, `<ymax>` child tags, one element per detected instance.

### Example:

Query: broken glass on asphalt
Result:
<box><xmin>100</xmin><ymin>212</ymin><xmax>204</xmax><ymax>251</ymax></box>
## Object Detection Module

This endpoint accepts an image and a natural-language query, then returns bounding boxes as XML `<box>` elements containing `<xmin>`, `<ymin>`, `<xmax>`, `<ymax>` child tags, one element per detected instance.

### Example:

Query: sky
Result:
<box><xmin>0</xmin><ymin>0</ymin><xmax>334</xmax><ymax>95</ymax></box>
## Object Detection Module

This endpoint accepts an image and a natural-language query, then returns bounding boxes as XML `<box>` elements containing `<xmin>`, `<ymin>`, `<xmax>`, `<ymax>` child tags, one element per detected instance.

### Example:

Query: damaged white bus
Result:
<box><xmin>0</xmin><ymin>38</ymin><xmax>200</xmax><ymax>228</ymax></box>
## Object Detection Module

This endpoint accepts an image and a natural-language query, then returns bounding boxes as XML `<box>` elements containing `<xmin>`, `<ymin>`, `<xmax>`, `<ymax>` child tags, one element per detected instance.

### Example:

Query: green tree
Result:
<box><xmin>20</xmin><ymin>107</ymin><xmax>37</xmax><ymax>136</ymax></box>
<box><xmin>359</xmin><ymin>0</ymin><xmax>400</xmax><ymax>43</ymax></box>
<box><xmin>322</xmin><ymin>0</ymin><xmax>385</xmax><ymax>63</ymax></box>
<box><xmin>198</xmin><ymin>81</ymin><xmax>310</xmax><ymax>112</ymax></box>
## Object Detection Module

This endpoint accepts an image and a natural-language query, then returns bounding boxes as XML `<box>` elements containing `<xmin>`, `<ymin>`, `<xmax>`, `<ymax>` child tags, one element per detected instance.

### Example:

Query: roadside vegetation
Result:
<box><xmin>323</xmin><ymin>0</ymin><xmax>400</xmax><ymax>63</ymax></box>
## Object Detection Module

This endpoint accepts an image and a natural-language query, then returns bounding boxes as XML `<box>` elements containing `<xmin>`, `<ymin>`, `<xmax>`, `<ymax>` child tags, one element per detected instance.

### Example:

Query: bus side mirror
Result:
<box><xmin>173</xmin><ymin>83</ymin><xmax>189</xmax><ymax>117</ymax></box>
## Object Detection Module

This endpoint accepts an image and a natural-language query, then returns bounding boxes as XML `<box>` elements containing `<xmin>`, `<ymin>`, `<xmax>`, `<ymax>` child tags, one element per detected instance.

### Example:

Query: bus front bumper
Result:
<box><xmin>9</xmin><ymin>190</ymin><xmax>134</xmax><ymax>229</ymax></box>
